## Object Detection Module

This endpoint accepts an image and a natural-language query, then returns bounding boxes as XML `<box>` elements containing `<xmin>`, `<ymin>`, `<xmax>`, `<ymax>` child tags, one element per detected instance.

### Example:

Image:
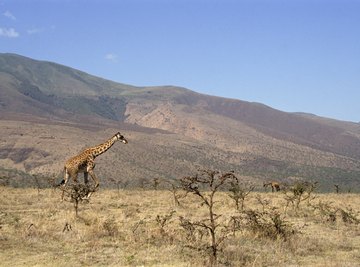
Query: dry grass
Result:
<box><xmin>1</xmin><ymin>186</ymin><xmax>360</xmax><ymax>266</ymax></box>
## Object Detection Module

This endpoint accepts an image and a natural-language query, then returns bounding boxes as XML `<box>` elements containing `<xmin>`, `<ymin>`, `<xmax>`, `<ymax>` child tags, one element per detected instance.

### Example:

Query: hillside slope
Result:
<box><xmin>1</xmin><ymin>53</ymin><xmax>359</xmax><ymax>191</ymax></box>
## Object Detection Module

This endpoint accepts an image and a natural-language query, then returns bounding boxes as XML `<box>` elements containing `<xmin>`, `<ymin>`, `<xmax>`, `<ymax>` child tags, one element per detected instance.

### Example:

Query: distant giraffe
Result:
<box><xmin>60</xmin><ymin>132</ymin><xmax>128</xmax><ymax>199</ymax></box>
<box><xmin>263</xmin><ymin>181</ymin><xmax>281</xmax><ymax>192</ymax></box>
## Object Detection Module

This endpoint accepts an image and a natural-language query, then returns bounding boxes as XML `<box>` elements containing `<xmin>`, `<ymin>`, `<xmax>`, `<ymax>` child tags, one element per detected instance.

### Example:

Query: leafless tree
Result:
<box><xmin>152</xmin><ymin>178</ymin><xmax>160</xmax><ymax>190</ymax></box>
<box><xmin>228</xmin><ymin>178</ymin><xmax>255</xmax><ymax>211</ymax></box>
<box><xmin>179</xmin><ymin>169</ymin><xmax>236</xmax><ymax>266</ymax></box>
<box><xmin>283</xmin><ymin>181</ymin><xmax>318</xmax><ymax>211</ymax></box>
<box><xmin>164</xmin><ymin>179</ymin><xmax>186</xmax><ymax>207</ymax></box>
<box><xmin>61</xmin><ymin>183</ymin><xmax>95</xmax><ymax>216</ymax></box>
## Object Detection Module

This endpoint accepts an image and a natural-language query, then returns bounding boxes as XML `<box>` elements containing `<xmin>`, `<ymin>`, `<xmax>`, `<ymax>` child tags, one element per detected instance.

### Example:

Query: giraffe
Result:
<box><xmin>60</xmin><ymin>132</ymin><xmax>128</xmax><ymax>199</ymax></box>
<box><xmin>263</xmin><ymin>181</ymin><xmax>281</xmax><ymax>192</ymax></box>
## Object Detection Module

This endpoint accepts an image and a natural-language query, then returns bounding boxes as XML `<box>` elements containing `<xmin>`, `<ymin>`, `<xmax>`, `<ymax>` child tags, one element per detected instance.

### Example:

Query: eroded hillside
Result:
<box><xmin>1</xmin><ymin>53</ymin><xmax>360</xmax><ymax>191</ymax></box>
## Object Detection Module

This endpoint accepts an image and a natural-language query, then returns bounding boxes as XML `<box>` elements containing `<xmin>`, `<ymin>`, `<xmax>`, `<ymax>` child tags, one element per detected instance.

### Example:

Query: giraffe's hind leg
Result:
<box><xmin>61</xmin><ymin>169</ymin><xmax>79</xmax><ymax>200</ymax></box>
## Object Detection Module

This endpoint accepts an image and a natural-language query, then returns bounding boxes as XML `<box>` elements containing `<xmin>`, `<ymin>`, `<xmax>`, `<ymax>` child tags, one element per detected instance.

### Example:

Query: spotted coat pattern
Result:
<box><xmin>61</xmin><ymin>132</ymin><xmax>128</xmax><ymax>199</ymax></box>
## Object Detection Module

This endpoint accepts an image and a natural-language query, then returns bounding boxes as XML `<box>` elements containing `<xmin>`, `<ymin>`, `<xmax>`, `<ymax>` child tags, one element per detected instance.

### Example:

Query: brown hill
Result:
<box><xmin>1</xmin><ymin>53</ymin><xmax>360</xmax><ymax>191</ymax></box>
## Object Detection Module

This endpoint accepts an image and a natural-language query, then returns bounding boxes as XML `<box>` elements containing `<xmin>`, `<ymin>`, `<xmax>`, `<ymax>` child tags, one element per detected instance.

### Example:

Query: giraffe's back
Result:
<box><xmin>65</xmin><ymin>150</ymin><xmax>92</xmax><ymax>173</ymax></box>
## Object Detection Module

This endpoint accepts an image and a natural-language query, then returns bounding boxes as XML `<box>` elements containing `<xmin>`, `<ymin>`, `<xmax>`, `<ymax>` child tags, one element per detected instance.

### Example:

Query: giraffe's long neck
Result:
<box><xmin>90</xmin><ymin>136</ymin><xmax>117</xmax><ymax>158</ymax></box>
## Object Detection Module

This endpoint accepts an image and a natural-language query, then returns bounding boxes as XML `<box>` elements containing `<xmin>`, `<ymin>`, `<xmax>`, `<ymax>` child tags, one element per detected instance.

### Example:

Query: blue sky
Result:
<box><xmin>0</xmin><ymin>0</ymin><xmax>359</xmax><ymax>122</ymax></box>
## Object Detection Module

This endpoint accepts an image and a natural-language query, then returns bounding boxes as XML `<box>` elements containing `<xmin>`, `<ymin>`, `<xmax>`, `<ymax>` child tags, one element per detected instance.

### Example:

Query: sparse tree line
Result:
<box><xmin>57</xmin><ymin>169</ymin><xmax>359</xmax><ymax>266</ymax></box>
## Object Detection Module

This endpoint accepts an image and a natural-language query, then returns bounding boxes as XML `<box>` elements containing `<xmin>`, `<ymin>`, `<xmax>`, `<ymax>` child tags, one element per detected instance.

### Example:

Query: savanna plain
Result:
<box><xmin>1</xmin><ymin>184</ymin><xmax>360</xmax><ymax>267</ymax></box>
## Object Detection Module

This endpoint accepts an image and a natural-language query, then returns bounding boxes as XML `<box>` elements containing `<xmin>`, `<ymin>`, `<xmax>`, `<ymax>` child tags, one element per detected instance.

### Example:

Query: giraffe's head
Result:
<box><xmin>115</xmin><ymin>132</ymin><xmax>128</xmax><ymax>144</ymax></box>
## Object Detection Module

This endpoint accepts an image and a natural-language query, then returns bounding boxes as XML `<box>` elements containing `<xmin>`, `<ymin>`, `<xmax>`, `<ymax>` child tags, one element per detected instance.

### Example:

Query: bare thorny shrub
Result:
<box><xmin>125</xmin><ymin>210</ymin><xmax>177</xmax><ymax>246</ymax></box>
<box><xmin>178</xmin><ymin>170</ymin><xmax>299</xmax><ymax>266</ymax></box>
<box><xmin>311</xmin><ymin>200</ymin><xmax>338</xmax><ymax>223</ymax></box>
<box><xmin>179</xmin><ymin>170</ymin><xmax>238</xmax><ymax>266</ymax></box>
<box><xmin>228</xmin><ymin>178</ymin><xmax>255</xmax><ymax>211</ymax></box>
<box><xmin>236</xmin><ymin>208</ymin><xmax>295</xmax><ymax>241</ymax></box>
<box><xmin>227</xmin><ymin>192</ymin><xmax>295</xmax><ymax>242</ymax></box>
<box><xmin>311</xmin><ymin>200</ymin><xmax>360</xmax><ymax>225</ymax></box>
<box><xmin>164</xmin><ymin>179</ymin><xmax>187</xmax><ymax>207</ymax></box>
<box><xmin>179</xmin><ymin>216</ymin><xmax>207</xmax><ymax>244</ymax></box>
<box><xmin>131</xmin><ymin>218</ymin><xmax>148</xmax><ymax>242</ymax></box>
<box><xmin>339</xmin><ymin>207</ymin><xmax>360</xmax><ymax>224</ymax></box>
<box><xmin>155</xmin><ymin>210</ymin><xmax>176</xmax><ymax>236</ymax></box>
<box><xmin>255</xmin><ymin>194</ymin><xmax>271</xmax><ymax>213</ymax></box>
<box><xmin>61</xmin><ymin>183</ymin><xmax>96</xmax><ymax>216</ymax></box>
<box><xmin>152</xmin><ymin>178</ymin><xmax>160</xmax><ymax>190</ymax></box>
<box><xmin>283</xmin><ymin>181</ymin><xmax>318</xmax><ymax>212</ymax></box>
<box><xmin>102</xmin><ymin>216</ymin><xmax>120</xmax><ymax>237</ymax></box>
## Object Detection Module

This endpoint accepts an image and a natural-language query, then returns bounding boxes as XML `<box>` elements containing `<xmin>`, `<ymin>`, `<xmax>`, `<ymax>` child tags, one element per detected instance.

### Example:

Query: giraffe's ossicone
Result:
<box><xmin>60</xmin><ymin>132</ymin><xmax>128</xmax><ymax>199</ymax></box>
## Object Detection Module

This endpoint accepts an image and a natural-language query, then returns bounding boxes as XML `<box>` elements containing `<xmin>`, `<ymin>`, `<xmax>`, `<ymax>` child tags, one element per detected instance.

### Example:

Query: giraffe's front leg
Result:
<box><xmin>88</xmin><ymin>169</ymin><xmax>100</xmax><ymax>188</ymax></box>
<box><xmin>86</xmin><ymin>169</ymin><xmax>99</xmax><ymax>199</ymax></box>
<box><xmin>83</xmin><ymin>172</ymin><xmax>92</xmax><ymax>199</ymax></box>
<box><xmin>86</xmin><ymin>161</ymin><xmax>98</xmax><ymax>187</ymax></box>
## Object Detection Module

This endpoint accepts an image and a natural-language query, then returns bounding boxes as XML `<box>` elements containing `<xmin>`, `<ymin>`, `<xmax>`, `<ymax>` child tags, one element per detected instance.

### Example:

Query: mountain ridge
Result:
<box><xmin>1</xmin><ymin>53</ymin><xmax>359</xmax><ymax>191</ymax></box>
